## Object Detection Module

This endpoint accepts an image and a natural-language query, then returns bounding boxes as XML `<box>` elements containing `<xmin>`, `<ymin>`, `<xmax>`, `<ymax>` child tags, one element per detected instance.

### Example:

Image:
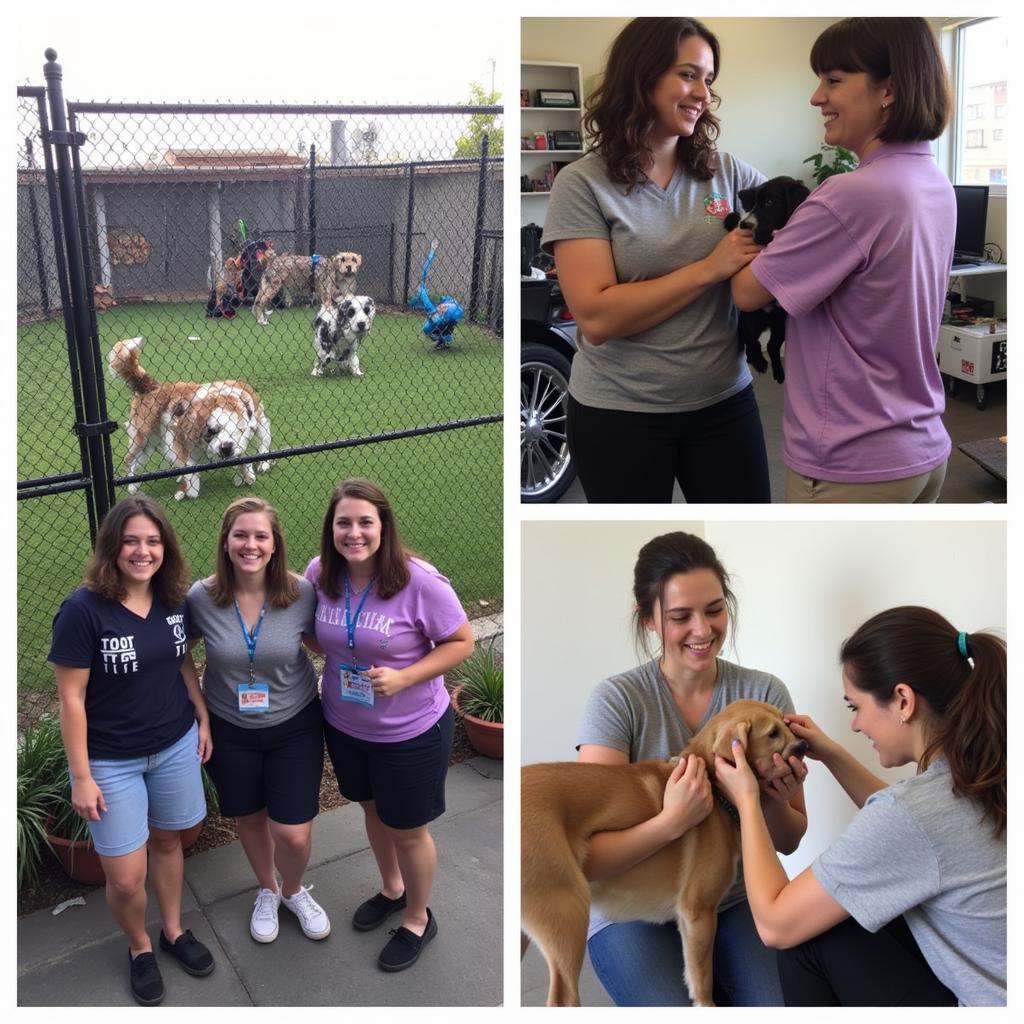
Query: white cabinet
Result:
<box><xmin>520</xmin><ymin>61</ymin><xmax>584</xmax><ymax>227</ymax></box>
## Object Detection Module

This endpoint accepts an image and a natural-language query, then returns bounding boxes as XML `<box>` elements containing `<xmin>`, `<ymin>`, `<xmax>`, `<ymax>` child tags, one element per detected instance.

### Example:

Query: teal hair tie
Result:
<box><xmin>957</xmin><ymin>631</ymin><xmax>969</xmax><ymax>658</ymax></box>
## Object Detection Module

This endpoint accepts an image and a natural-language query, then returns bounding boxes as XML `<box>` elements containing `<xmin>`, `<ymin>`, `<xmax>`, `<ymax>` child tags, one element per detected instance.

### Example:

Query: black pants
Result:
<box><xmin>566</xmin><ymin>385</ymin><xmax>771</xmax><ymax>504</ymax></box>
<box><xmin>778</xmin><ymin>916</ymin><xmax>958</xmax><ymax>1006</ymax></box>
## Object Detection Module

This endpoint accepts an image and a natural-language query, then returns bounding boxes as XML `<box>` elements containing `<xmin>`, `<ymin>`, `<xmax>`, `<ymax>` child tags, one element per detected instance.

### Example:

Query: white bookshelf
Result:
<box><xmin>520</xmin><ymin>60</ymin><xmax>584</xmax><ymax>227</ymax></box>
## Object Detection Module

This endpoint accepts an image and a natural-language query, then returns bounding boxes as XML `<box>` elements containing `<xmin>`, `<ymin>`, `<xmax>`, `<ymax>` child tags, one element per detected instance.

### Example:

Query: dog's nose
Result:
<box><xmin>785</xmin><ymin>739</ymin><xmax>809</xmax><ymax>760</ymax></box>
<box><xmin>219</xmin><ymin>442</ymin><xmax>236</xmax><ymax>457</ymax></box>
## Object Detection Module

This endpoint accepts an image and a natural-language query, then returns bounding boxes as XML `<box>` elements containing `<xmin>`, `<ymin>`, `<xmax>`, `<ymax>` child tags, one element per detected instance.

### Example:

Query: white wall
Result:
<box><xmin>521</xmin><ymin>519</ymin><xmax>1006</xmax><ymax>876</ymax></box>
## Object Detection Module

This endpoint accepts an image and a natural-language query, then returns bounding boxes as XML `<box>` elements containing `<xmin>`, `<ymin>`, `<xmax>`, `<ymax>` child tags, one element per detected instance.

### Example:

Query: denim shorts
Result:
<box><xmin>85</xmin><ymin>721</ymin><xmax>207</xmax><ymax>857</ymax></box>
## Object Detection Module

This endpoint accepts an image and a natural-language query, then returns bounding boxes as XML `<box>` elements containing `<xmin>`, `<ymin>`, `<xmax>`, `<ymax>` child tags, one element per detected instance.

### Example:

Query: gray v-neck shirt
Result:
<box><xmin>577</xmin><ymin>657</ymin><xmax>794</xmax><ymax>935</ymax></box>
<box><xmin>543</xmin><ymin>151</ymin><xmax>765</xmax><ymax>413</ymax></box>
<box><xmin>187</xmin><ymin>577</ymin><xmax>318</xmax><ymax>728</ymax></box>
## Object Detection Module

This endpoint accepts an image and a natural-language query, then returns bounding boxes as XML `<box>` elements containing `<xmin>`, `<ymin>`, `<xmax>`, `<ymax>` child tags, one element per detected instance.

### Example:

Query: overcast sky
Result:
<box><xmin>16</xmin><ymin>7</ymin><xmax>503</xmax><ymax>105</ymax></box>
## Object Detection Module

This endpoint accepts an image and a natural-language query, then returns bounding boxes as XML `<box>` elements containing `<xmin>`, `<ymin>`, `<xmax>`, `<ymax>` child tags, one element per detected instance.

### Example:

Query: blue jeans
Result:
<box><xmin>587</xmin><ymin>901</ymin><xmax>784</xmax><ymax>1006</ymax></box>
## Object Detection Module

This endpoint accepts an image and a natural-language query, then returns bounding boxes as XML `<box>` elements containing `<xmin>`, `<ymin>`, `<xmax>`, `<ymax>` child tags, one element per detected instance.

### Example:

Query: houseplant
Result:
<box><xmin>450</xmin><ymin>636</ymin><xmax>503</xmax><ymax>759</ymax></box>
<box><xmin>802</xmin><ymin>143</ymin><xmax>858</xmax><ymax>185</ymax></box>
<box><xmin>18</xmin><ymin>713</ymin><xmax>206</xmax><ymax>889</ymax></box>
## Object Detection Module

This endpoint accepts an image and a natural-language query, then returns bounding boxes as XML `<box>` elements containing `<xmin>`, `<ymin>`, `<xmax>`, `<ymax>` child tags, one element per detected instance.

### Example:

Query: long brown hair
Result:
<box><xmin>318</xmin><ymin>478</ymin><xmax>413</xmax><ymax>600</ymax></box>
<box><xmin>83</xmin><ymin>495</ymin><xmax>189</xmax><ymax>606</ymax></box>
<box><xmin>631</xmin><ymin>531</ymin><xmax>737</xmax><ymax>660</ymax></box>
<box><xmin>207</xmin><ymin>496</ymin><xmax>299</xmax><ymax>608</ymax></box>
<box><xmin>584</xmin><ymin>17</ymin><xmax>722</xmax><ymax>189</ymax></box>
<box><xmin>840</xmin><ymin>606</ymin><xmax>1006</xmax><ymax>838</ymax></box>
<box><xmin>810</xmin><ymin>18</ymin><xmax>950</xmax><ymax>143</ymax></box>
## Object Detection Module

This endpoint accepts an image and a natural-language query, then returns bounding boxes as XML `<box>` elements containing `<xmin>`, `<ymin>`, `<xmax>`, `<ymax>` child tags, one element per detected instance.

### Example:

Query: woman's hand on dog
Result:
<box><xmin>758</xmin><ymin>752</ymin><xmax>808</xmax><ymax>805</ymax></box>
<box><xmin>713</xmin><ymin>739</ymin><xmax>762</xmax><ymax>810</ymax></box>
<box><xmin>784</xmin><ymin>714</ymin><xmax>839</xmax><ymax>763</ymax></box>
<box><xmin>703</xmin><ymin>228</ymin><xmax>763</xmax><ymax>284</ymax></box>
<box><xmin>660</xmin><ymin>754</ymin><xmax>714</xmax><ymax>838</ymax></box>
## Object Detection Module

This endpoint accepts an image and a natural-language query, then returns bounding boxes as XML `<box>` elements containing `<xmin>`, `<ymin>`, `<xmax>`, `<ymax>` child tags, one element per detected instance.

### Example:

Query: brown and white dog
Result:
<box><xmin>108</xmin><ymin>336</ymin><xmax>271</xmax><ymax>501</ymax></box>
<box><xmin>252</xmin><ymin>250</ymin><xmax>362</xmax><ymax>325</ymax></box>
<box><xmin>521</xmin><ymin>700</ymin><xmax>808</xmax><ymax>1007</ymax></box>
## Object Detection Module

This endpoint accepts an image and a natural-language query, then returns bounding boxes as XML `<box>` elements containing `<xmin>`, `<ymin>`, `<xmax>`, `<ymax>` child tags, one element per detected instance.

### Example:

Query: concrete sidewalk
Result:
<box><xmin>18</xmin><ymin>756</ymin><xmax>502</xmax><ymax>1006</ymax></box>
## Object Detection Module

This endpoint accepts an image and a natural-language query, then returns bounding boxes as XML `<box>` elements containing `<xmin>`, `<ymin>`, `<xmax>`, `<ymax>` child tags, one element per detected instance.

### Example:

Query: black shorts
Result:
<box><xmin>205</xmin><ymin>697</ymin><xmax>324</xmax><ymax>825</ymax></box>
<box><xmin>324</xmin><ymin>704</ymin><xmax>454</xmax><ymax>830</ymax></box>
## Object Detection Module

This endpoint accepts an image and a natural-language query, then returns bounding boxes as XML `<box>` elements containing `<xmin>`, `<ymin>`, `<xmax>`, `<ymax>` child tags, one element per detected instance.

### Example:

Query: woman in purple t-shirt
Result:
<box><xmin>305</xmin><ymin>477</ymin><xmax>474</xmax><ymax>972</ymax></box>
<box><xmin>732</xmin><ymin>19</ymin><xmax>956</xmax><ymax>503</ymax></box>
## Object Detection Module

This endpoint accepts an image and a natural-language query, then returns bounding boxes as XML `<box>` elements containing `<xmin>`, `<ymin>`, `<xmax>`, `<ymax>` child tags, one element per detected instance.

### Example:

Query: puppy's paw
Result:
<box><xmin>311</xmin><ymin>365</ymin><xmax>323</xmax><ymax>377</ymax></box>
<box><xmin>127</xmin><ymin>482</ymin><xmax>141</xmax><ymax>495</ymax></box>
<box><xmin>174</xmin><ymin>489</ymin><xmax>186</xmax><ymax>501</ymax></box>
<box><xmin>746</xmin><ymin>351</ymin><xmax>769</xmax><ymax>374</ymax></box>
<box><xmin>256</xmin><ymin>461</ymin><xmax>271</xmax><ymax>474</ymax></box>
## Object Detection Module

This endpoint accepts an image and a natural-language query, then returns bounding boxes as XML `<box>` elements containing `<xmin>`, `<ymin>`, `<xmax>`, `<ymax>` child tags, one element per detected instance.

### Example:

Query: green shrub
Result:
<box><xmin>452</xmin><ymin>636</ymin><xmax>503</xmax><ymax>723</ymax></box>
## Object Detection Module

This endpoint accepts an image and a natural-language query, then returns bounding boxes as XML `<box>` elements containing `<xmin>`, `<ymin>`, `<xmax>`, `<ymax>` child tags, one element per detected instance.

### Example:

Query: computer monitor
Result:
<box><xmin>952</xmin><ymin>184</ymin><xmax>989</xmax><ymax>264</ymax></box>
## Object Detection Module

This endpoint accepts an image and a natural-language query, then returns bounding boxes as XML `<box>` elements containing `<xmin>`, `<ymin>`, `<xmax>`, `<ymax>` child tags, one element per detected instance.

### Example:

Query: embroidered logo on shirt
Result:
<box><xmin>703</xmin><ymin>193</ymin><xmax>731</xmax><ymax>221</ymax></box>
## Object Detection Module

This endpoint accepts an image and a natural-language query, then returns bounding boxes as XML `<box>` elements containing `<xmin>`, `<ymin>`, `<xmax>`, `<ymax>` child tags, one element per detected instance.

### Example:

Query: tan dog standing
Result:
<box><xmin>252</xmin><ymin>250</ymin><xmax>362</xmax><ymax>325</ymax></box>
<box><xmin>521</xmin><ymin>699</ymin><xmax>808</xmax><ymax>1007</ymax></box>
<box><xmin>108</xmin><ymin>336</ymin><xmax>271</xmax><ymax>500</ymax></box>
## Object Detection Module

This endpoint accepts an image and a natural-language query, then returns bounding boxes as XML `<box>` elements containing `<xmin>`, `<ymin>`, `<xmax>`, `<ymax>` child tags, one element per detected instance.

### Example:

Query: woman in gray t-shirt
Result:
<box><xmin>715</xmin><ymin>606</ymin><xmax>1006</xmax><ymax>1006</ymax></box>
<box><xmin>188</xmin><ymin>497</ymin><xmax>330</xmax><ymax>947</ymax></box>
<box><xmin>543</xmin><ymin>18</ymin><xmax>771</xmax><ymax>503</ymax></box>
<box><xmin>577</xmin><ymin>532</ymin><xmax>808</xmax><ymax>1005</ymax></box>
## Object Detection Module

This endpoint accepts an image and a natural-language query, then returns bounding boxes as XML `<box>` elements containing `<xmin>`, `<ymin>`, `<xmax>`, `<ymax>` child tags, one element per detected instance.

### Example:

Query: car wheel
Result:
<box><xmin>521</xmin><ymin>341</ymin><xmax>576</xmax><ymax>503</ymax></box>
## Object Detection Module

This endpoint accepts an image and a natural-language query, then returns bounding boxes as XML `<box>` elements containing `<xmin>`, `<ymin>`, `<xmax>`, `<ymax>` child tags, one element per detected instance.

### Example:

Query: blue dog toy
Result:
<box><xmin>410</xmin><ymin>239</ymin><xmax>464</xmax><ymax>350</ymax></box>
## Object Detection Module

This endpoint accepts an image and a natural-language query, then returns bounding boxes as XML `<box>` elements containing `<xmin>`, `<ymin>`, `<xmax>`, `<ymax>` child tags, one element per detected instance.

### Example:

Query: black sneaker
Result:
<box><xmin>159</xmin><ymin>929</ymin><xmax>215</xmax><ymax>977</ymax></box>
<box><xmin>377</xmin><ymin>908</ymin><xmax>438</xmax><ymax>972</ymax></box>
<box><xmin>129</xmin><ymin>950</ymin><xmax>165</xmax><ymax>1006</ymax></box>
<box><xmin>352</xmin><ymin>891</ymin><xmax>407</xmax><ymax>932</ymax></box>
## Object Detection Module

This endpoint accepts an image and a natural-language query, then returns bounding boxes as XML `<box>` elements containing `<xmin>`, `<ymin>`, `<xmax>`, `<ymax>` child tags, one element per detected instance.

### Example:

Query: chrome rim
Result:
<box><xmin>520</xmin><ymin>358</ymin><xmax>572</xmax><ymax>499</ymax></box>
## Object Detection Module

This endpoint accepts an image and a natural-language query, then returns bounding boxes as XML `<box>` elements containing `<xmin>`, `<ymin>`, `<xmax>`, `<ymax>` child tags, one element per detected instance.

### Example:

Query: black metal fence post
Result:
<box><xmin>308</xmin><ymin>143</ymin><xmax>317</xmax><ymax>256</ymax></box>
<box><xmin>403</xmin><ymin>161</ymin><xmax>416</xmax><ymax>305</ymax></box>
<box><xmin>468</xmin><ymin>133</ymin><xmax>489</xmax><ymax>322</ymax></box>
<box><xmin>42</xmin><ymin>48</ymin><xmax>115</xmax><ymax>529</ymax></box>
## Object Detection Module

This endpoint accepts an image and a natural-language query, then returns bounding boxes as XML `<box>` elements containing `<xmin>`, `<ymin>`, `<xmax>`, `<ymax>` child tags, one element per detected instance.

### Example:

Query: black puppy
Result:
<box><xmin>724</xmin><ymin>176</ymin><xmax>810</xmax><ymax>382</ymax></box>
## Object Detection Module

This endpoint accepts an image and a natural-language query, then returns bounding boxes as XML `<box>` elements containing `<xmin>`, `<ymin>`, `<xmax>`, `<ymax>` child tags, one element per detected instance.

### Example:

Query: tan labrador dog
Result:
<box><xmin>521</xmin><ymin>699</ymin><xmax>808</xmax><ymax>1007</ymax></box>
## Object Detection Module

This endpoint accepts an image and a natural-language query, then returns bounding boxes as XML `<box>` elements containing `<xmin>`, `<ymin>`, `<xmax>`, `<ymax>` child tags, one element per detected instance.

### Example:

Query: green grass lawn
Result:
<box><xmin>18</xmin><ymin>300</ymin><xmax>502</xmax><ymax>695</ymax></box>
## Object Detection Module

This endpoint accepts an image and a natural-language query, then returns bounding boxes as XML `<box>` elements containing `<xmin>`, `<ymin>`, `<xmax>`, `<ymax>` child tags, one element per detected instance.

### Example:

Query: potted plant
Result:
<box><xmin>802</xmin><ymin>143</ymin><xmax>858</xmax><ymax>186</ymax></box>
<box><xmin>450</xmin><ymin>636</ymin><xmax>503</xmax><ymax>760</ymax></box>
<box><xmin>18</xmin><ymin>714</ymin><xmax>206</xmax><ymax>889</ymax></box>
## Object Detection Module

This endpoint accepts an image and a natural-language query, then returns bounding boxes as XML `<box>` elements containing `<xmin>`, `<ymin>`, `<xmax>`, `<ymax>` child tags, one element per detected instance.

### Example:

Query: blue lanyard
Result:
<box><xmin>343</xmin><ymin>574</ymin><xmax>374</xmax><ymax>652</ymax></box>
<box><xmin>233</xmin><ymin>598</ymin><xmax>267</xmax><ymax>684</ymax></box>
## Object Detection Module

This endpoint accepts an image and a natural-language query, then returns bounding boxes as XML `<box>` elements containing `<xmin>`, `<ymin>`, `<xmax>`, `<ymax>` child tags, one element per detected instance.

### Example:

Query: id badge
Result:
<box><xmin>238</xmin><ymin>682</ymin><xmax>270</xmax><ymax>713</ymax></box>
<box><xmin>340</xmin><ymin>662</ymin><xmax>374</xmax><ymax>707</ymax></box>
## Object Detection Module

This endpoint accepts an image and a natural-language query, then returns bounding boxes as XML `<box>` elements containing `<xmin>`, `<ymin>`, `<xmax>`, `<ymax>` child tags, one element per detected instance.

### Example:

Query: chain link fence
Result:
<box><xmin>17</xmin><ymin>76</ymin><xmax>503</xmax><ymax>705</ymax></box>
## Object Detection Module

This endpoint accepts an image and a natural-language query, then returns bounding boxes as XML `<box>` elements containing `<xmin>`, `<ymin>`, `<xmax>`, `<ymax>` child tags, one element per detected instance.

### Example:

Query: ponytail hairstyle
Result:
<box><xmin>584</xmin><ymin>17</ymin><xmax>722</xmax><ymax>189</ymax></box>
<box><xmin>840</xmin><ymin>606</ymin><xmax>1005</xmax><ymax>838</ymax></box>
<box><xmin>630</xmin><ymin>531</ymin><xmax>737</xmax><ymax>660</ymax></box>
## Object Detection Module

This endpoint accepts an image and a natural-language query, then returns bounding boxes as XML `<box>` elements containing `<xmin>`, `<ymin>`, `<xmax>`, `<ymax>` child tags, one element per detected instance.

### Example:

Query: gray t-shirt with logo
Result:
<box><xmin>187</xmin><ymin>576</ymin><xmax>318</xmax><ymax>728</ymax></box>
<box><xmin>576</xmin><ymin>657</ymin><xmax>794</xmax><ymax>937</ymax></box>
<box><xmin>542</xmin><ymin>151</ymin><xmax>765</xmax><ymax>412</ymax></box>
<box><xmin>814</xmin><ymin>757</ymin><xmax>1006</xmax><ymax>1006</ymax></box>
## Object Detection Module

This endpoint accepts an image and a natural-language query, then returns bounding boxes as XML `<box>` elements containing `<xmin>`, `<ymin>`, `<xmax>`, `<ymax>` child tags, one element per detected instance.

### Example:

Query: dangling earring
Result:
<box><xmin>881</xmin><ymin>102</ymin><xmax>889</xmax><ymax>110</ymax></box>
<box><xmin>899</xmin><ymin>717</ymin><xmax>906</xmax><ymax>726</ymax></box>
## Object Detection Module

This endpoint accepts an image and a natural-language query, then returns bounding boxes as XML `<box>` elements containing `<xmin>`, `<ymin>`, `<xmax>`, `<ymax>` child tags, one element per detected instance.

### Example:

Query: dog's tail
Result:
<box><xmin>108</xmin><ymin>337</ymin><xmax>160</xmax><ymax>394</ymax></box>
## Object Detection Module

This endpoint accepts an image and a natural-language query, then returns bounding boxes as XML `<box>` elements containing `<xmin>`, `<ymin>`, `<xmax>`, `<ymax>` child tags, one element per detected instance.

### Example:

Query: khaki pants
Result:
<box><xmin>785</xmin><ymin>462</ymin><xmax>947</xmax><ymax>504</ymax></box>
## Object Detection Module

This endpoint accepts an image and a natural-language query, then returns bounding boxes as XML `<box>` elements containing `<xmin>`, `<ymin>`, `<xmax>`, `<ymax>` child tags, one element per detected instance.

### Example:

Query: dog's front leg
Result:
<box><xmin>175</xmin><ymin>473</ymin><xmax>201</xmax><ymax>500</ymax></box>
<box><xmin>766</xmin><ymin>308</ymin><xmax>787</xmax><ymax>383</ymax></box>
<box><xmin>677</xmin><ymin>906</ymin><xmax>718</xmax><ymax>1007</ymax></box>
<box><xmin>255</xmin><ymin>413</ymin><xmax>272</xmax><ymax>474</ymax></box>
<box><xmin>739</xmin><ymin>312</ymin><xmax>769</xmax><ymax>375</ymax></box>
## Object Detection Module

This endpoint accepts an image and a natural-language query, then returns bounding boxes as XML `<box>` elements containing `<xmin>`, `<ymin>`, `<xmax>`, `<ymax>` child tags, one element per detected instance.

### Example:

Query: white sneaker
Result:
<box><xmin>280</xmin><ymin>884</ymin><xmax>331</xmax><ymax>940</ymax></box>
<box><xmin>250</xmin><ymin>887</ymin><xmax>281</xmax><ymax>943</ymax></box>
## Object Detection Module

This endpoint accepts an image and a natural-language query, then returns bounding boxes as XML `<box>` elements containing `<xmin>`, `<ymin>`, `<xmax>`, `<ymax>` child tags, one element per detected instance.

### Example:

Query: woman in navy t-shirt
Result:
<box><xmin>49</xmin><ymin>496</ymin><xmax>214</xmax><ymax>1006</ymax></box>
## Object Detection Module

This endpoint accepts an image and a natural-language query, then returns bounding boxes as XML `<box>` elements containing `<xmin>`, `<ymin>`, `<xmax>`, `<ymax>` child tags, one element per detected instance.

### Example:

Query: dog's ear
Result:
<box><xmin>711</xmin><ymin>717</ymin><xmax>750</xmax><ymax>761</ymax></box>
<box><xmin>737</xmin><ymin>187</ymin><xmax>755</xmax><ymax>212</ymax></box>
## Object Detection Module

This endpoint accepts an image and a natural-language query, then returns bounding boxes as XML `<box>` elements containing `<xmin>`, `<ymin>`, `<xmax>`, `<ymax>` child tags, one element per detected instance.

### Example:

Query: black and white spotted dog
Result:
<box><xmin>312</xmin><ymin>295</ymin><xmax>376</xmax><ymax>377</ymax></box>
<box><xmin>725</xmin><ymin>176</ymin><xmax>809</xmax><ymax>383</ymax></box>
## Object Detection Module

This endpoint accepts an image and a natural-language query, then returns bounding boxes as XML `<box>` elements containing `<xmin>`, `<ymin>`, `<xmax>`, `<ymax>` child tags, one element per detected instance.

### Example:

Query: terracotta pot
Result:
<box><xmin>46</xmin><ymin>817</ymin><xmax>206</xmax><ymax>885</ymax></box>
<box><xmin>46</xmin><ymin>831</ymin><xmax>106</xmax><ymax>886</ymax></box>
<box><xmin>451</xmin><ymin>686</ymin><xmax>504</xmax><ymax>760</ymax></box>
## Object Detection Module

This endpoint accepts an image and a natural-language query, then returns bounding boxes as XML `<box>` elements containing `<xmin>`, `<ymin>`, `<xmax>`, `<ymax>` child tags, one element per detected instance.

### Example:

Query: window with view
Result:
<box><xmin>953</xmin><ymin>18</ymin><xmax>1007</xmax><ymax>188</ymax></box>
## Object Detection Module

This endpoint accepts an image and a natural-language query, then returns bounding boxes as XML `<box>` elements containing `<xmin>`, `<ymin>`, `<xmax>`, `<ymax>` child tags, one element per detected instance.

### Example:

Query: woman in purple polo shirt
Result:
<box><xmin>305</xmin><ymin>477</ymin><xmax>474</xmax><ymax>972</ymax></box>
<box><xmin>732</xmin><ymin>18</ymin><xmax>955</xmax><ymax>502</ymax></box>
